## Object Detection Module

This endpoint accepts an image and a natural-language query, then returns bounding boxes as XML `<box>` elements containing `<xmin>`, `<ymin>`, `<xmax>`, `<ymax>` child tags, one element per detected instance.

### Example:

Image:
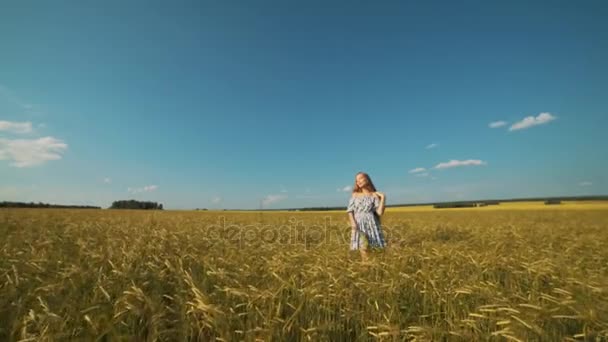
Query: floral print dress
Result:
<box><xmin>346</xmin><ymin>194</ymin><xmax>387</xmax><ymax>250</ymax></box>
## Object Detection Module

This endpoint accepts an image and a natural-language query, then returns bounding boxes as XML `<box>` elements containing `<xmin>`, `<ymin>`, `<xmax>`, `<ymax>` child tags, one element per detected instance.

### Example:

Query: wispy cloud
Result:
<box><xmin>337</xmin><ymin>185</ymin><xmax>353</xmax><ymax>192</ymax></box>
<box><xmin>415</xmin><ymin>173</ymin><xmax>430</xmax><ymax>177</ymax></box>
<box><xmin>295</xmin><ymin>194</ymin><xmax>322</xmax><ymax>199</ymax></box>
<box><xmin>261</xmin><ymin>194</ymin><xmax>287</xmax><ymax>207</ymax></box>
<box><xmin>426</xmin><ymin>143</ymin><xmax>439</xmax><ymax>149</ymax></box>
<box><xmin>0</xmin><ymin>85</ymin><xmax>42</xmax><ymax>115</ymax></box>
<box><xmin>280</xmin><ymin>185</ymin><xmax>288</xmax><ymax>193</ymax></box>
<box><xmin>127</xmin><ymin>185</ymin><xmax>158</xmax><ymax>194</ymax></box>
<box><xmin>579</xmin><ymin>181</ymin><xmax>592</xmax><ymax>187</ymax></box>
<box><xmin>409</xmin><ymin>167</ymin><xmax>426</xmax><ymax>174</ymax></box>
<box><xmin>434</xmin><ymin>159</ymin><xmax>487</xmax><ymax>169</ymax></box>
<box><xmin>212</xmin><ymin>196</ymin><xmax>222</xmax><ymax>204</ymax></box>
<box><xmin>509</xmin><ymin>112</ymin><xmax>556</xmax><ymax>131</ymax></box>
<box><xmin>103</xmin><ymin>177</ymin><xmax>112</xmax><ymax>184</ymax></box>
<box><xmin>489</xmin><ymin>121</ymin><xmax>508</xmax><ymax>128</ymax></box>
<box><xmin>0</xmin><ymin>136</ymin><xmax>68</xmax><ymax>167</ymax></box>
<box><xmin>0</xmin><ymin>120</ymin><xmax>33</xmax><ymax>134</ymax></box>
<box><xmin>0</xmin><ymin>85</ymin><xmax>28</xmax><ymax>108</ymax></box>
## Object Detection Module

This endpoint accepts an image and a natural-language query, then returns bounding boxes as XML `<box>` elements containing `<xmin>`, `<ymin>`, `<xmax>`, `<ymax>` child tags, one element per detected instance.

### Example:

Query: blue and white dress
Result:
<box><xmin>347</xmin><ymin>194</ymin><xmax>387</xmax><ymax>250</ymax></box>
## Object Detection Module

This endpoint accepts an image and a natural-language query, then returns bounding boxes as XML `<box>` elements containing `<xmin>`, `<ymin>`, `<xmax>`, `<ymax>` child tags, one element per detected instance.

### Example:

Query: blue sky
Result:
<box><xmin>1</xmin><ymin>0</ymin><xmax>607</xmax><ymax>209</ymax></box>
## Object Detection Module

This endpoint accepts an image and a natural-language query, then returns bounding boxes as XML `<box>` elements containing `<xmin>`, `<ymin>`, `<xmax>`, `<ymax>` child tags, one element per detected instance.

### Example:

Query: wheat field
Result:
<box><xmin>1</xmin><ymin>203</ymin><xmax>607</xmax><ymax>341</ymax></box>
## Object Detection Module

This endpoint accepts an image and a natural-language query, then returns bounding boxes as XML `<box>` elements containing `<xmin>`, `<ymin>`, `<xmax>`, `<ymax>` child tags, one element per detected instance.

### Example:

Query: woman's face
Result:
<box><xmin>356</xmin><ymin>173</ymin><xmax>369</xmax><ymax>188</ymax></box>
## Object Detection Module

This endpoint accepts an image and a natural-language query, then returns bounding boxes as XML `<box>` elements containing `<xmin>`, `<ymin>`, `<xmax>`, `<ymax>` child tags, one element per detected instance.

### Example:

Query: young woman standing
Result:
<box><xmin>346</xmin><ymin>172</ymin><xmax>387</xmax><ymax>261</ymax></box>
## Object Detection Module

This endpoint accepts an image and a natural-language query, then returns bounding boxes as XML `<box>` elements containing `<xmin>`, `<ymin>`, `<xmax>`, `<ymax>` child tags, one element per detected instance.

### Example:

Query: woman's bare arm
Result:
<box><xmin>348</xmin><ymin>212</ymin><xmax>357</xmax><ymax>229</ymax></box>
<box><xmin>375</xmin><ymin>192</ymin><xmax>386</xmax><ymax>216</ymax></box>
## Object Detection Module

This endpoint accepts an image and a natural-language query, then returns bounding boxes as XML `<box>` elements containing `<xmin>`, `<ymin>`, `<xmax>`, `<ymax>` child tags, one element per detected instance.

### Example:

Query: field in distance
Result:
<box><xmin>385</xmin><ymin>200</ymin><xmax>608</xmax><ymax>212</ymax></box>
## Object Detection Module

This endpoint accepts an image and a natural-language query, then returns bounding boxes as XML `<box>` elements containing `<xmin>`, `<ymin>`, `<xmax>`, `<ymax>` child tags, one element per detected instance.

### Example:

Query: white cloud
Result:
<box><xmin>337</xmin><ymin>185</ymin><xmax>353</xmax><ymax>192</ymax></box>
<box><xmin>127</xmin><ymin>185</ymin><xmax>159</xmax><ymax>194</ymax></box>
<box><xmin>103</xmin><ymin>177</ymin><xmax>112</xmax><ymax>184</ymax></box>
<box><xmin>426</xmin><ymin>143</ymin><xmax>439</xmax><ymax>149</ymax></box>
<box><xmin>212</xmin><ymin>196</ymin><xmax>222</xmax><ymax>204</ymax></box>
<box><xmin>409</xmin><ymin>167</ymin><xmax>426</xmax><ymax>174</ymax></box>
<box><xmin>415</xmin><ymin>173</ymin><xmax>429</xmax><ymax>177</ymax></box>
<box><xmin>509</xmin><ymin>112</ymin><xmax>556</xmax><ymax>131</ymax></box>
<box><xmin>261</xmin><ymin>194</ymin><xmax>287</xmax><ymax>207</ymax></box>
<box><xmin>434</xmin><ymin>159</ymin><xmax>487</xmax><ymax>169</ymax></box>
<box><xmin>489</xmin><ymin>121</ymin><xmax>508</xmax><ymax>128</ymax></box>
<box><xmin>0</xmin><ymin>136</ymin><xmax>67</xmax><ymax>167</ymax></box>
<box><xmin>579</xmin><ymin>181</ymin><xmax>592</xmax><ymax>186</ymax></box>
<box><xmin>0</xmin><ymin>120</ymin><xmax>33</xmax><ymax>134</ymax></box>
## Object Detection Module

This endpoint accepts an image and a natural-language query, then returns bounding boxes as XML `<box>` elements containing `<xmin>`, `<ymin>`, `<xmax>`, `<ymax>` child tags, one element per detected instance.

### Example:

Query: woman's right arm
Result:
<box><xmin>348</xmin><ymin>212</ymin><xmax>357</xmax><ymax>230</ymax></box>
<box><xmin>346</xmin><ymin>197</ymin><xmax>357</xmax><ymax>230</ymax></box>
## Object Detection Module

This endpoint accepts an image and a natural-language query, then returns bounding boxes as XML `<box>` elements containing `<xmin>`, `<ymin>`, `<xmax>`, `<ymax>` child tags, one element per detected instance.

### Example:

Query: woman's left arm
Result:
<box><xmin>374</xmin><ymin>192</ymin><xmax>386</xmax><ymax>216</ymax></box>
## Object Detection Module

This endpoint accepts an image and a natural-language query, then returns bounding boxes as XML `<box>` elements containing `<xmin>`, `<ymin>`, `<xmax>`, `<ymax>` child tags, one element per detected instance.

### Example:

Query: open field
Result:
<box><xmin>1</xmin><ymin>203</ymin><xmax>607</xmax><ymax>341</ymax></box>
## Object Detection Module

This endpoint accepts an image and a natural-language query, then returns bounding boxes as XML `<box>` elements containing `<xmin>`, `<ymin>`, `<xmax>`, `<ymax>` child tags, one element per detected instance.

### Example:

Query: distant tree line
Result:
<box><xmin>399</xmin><ymin>195</ymin><xmax>607</xmax><ymax>208</ymax></box>
<box><xmin>109</xmin><ymin>200</ymin><xmax>163</xmax><ymax>210</ymax></box>
<box><xmin>434</xmin><ymin>201</ymin><xmax>501</xmax><ymax>209</ymax></box>
<box><xmin>0</xmin><ymin>201</ymin><xmax>101</xmax><ymax>209</ymax></box>
<box><xmin>434</xmin><ymin>202</ymin><xmax>478</xmax><ymax>209</ymax></box>
<box><xmin>298</xmin><ymin>206</ymin><xmax>344</xmax><ymax>211</ymax></box>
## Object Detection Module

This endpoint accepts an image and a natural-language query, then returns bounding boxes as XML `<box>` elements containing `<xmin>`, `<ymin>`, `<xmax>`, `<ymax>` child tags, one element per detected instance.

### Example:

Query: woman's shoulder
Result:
<box><xmin>351</xmin><ymin>192</ymin><xmax>371</xmax><ymax>198</ymax></box>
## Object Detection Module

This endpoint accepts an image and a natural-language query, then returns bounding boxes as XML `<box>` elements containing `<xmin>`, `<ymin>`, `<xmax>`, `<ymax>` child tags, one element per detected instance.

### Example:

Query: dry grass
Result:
<box><xmin>1</xmin><ymin>205</ymin><xmax>607</xmax><ymax>341</ymax></box>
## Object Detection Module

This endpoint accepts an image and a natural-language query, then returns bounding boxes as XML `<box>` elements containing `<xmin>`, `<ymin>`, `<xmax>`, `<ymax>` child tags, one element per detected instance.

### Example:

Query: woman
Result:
<box><xmin>346</xmin><ymin>172</ymin><xmax>387</xmax><ymax>261</ymax></box>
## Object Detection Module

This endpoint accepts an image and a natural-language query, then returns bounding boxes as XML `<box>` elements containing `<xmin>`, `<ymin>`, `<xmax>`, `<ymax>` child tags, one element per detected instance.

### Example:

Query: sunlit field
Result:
<box><xmin>1</xmin><ymin>202</ymin><xmax>607</xmax><ymax>341</ymax></box>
